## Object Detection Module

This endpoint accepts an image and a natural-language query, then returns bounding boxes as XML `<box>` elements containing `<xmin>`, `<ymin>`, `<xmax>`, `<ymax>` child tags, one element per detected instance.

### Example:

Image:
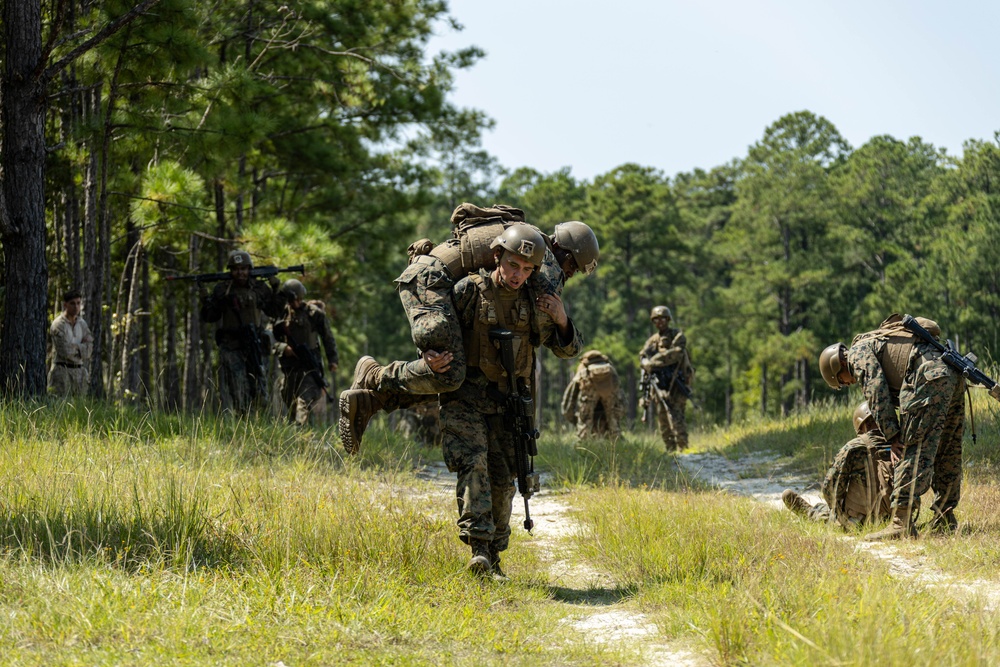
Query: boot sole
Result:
<box><xmin>338</xmin><ymin>392</ymin><xmax>359</xmax><ymax>455</ymax></box>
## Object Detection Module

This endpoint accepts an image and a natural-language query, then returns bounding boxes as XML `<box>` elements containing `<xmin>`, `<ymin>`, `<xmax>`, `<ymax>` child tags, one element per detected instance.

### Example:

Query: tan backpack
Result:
<box><xmin>850</xmin><ymin>313</ymin><xmax>940</xmax><ymax>392</ymax></box>
<box><xmin>576</xmin><ymin>351</ymin><xmax>619</xmax><ymax>408</ymax></box>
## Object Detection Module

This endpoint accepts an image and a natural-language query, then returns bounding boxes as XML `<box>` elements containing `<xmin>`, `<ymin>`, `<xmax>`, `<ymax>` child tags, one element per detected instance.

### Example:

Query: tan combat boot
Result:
<box><xmin>865</xmin><ymin>505</ymin><xmax>917</xmax><ymax>541</ymax></box>
<box><xmin>467</xmin><ymin>539</ymin><xmax>492</xmax><ymax>577</ymax></box>
<box><xmin>338</xmin><ymin>389</ymin><xmax>385</xmax><ymax>455</ymax></box>
<box><xmin>351</xmin><ymin>355</ymin><xmax>384</xmax><ymax>391</ymax></box>
<box><xmin>782</xmin><ymin>489</ymin><xmax>812</xmax><ymax>517</ymax></box>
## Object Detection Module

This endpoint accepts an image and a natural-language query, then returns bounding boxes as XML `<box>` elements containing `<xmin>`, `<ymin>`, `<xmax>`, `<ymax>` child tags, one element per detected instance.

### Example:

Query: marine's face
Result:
<box><xmin>496</xmin><ymin>250</ymin><xmax>535</xmax><ymax>290</ymax></box>
<box><xmin>230</xmin><ymin>265</ymin><xmax>250</xmax><ymax>285</ymax></box>
<box><xmin>559</xmin><ymin>252</ymin><xmax>579</xmax><ymax>281</ymax></box>
<box><xmin>651</xmin><ymin>315</ymin><xmax>670</xmax><ymax>332</ymax></box>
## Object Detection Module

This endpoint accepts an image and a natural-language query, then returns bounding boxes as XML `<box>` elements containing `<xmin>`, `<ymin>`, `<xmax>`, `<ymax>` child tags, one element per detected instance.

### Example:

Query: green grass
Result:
<box><xmin>2</xmin><ymin>396</ymin><xmax>1000</xmax><ymax>664</ymax></box>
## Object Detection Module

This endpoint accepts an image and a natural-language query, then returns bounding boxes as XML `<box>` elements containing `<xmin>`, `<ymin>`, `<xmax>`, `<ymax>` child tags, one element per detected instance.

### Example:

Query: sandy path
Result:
<box><xmin>414</xmin><ymin>461</ymin><xmax>709</xmax><ymax>667</ymax></box>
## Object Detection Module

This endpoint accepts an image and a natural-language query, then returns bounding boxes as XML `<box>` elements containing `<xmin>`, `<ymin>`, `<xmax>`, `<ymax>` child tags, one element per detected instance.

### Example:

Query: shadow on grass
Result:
<box><xmin>546</xmin><ymin>584</ymin><xmax>637</xmax><ymax>606</ymax></box>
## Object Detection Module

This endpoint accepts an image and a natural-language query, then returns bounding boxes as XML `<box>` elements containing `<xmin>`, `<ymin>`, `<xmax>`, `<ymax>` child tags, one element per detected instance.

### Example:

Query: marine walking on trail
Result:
<box><xmin>272</xmin><ymin>279</ymin><xmax>339</xmax><ymax>427</ymax></box>
<box><xmin>639</xmin><ymin>305</ymin><xmax>694</xmax><ymax>452</ymax></box>
<box><xmin>199</xmin><ymin>250</ymin><xmax>286</xmax><ymax>413</ymax></box>
<box><xmin>338</xmin><ymin>202</ymin><xmax>598</xmax><ymax>455</ymax></box>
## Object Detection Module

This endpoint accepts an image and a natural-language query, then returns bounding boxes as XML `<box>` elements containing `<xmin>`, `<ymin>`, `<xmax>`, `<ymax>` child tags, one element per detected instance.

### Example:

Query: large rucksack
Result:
<box><xmin>406</xmin><ymin>203</ymin><xmax>528</xmax><ymax>279</ymax></box>
<box><xmin>576</xmin><ymin>351</ymin><xmax>619</xmax><ymax>408</ymax></box>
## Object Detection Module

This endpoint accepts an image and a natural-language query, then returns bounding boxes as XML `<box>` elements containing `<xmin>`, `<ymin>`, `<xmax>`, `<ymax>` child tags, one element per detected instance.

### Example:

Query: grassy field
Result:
<box><xmin>2</xmin><ymin>394</ymin><xmax>1000</xmax><ymax>665</ymax></box>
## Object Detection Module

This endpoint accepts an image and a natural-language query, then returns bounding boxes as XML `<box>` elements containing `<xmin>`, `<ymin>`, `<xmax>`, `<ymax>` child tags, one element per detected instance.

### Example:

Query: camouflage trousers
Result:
<box><xmin>280</xmin><ymin>369</ymin><xmax>328</xmax><ymax>427</ymax></box>
<box><xmin>655</xmin><ymin>391</ymin><xmax>688</xmax><ymax>451</ymax></box>
<box><xmin>892</xmin><ymin>358</ymin><xmax>966</xmax><ymax>515</ymax></box>
<box><xmin>385</xmin><ymin>257</ymin><xmax>466</xmax><ymax>397</ymax></box>
<box><xmin>217</xmin><ymin>347</ymin><xmax>267</xmax><ymax>413</ymax></box>
<box><xmin>48</xmin><ymin>364</ymin><xmax>89</xmax><ymax>396</ymax></box>
<box><xmin>574</xmin><ymin>399</ymin><xmax>621</xmax><ymax>439</ymax></box>
<box><xmin>440</xmin><ymin>398</ymin><xmax>517</xmax><ymax>553</ymax></box>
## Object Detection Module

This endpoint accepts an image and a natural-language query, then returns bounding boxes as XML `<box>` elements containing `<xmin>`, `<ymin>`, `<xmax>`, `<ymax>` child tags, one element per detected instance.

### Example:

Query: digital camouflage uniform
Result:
<box><xmin>846</xmin><ymin>335</ymin><xmax>966</xmax><ymax>522</ymax></box>
<box><xmin>48</xmin><ymin>313</ymin><xmax>93</xmax><ymax>396</ymax></box>
<box><xmin>561</xmin><ymin>350</ymin><xmax>626</xmax><ymax>438</ymax></box>
<box><xmin>639</xmin><ymin>326</ymin><xmax>693</xmax><ymax>450</ymax></box>
<box><xmin>442</xmin><ymin>268</ymin><xmax>581</xmax><ymax>559</ymax></box>
<box><xmin>382</xmin><ymin>204</ymin><xmax>568</xmax><ymax>405</ymax></box>
<box><xmin>274</xmin><ymin>301</ymin><xmax>339</xmax><ymax>426</ymax></box>
<box><xmin>796</xmin><ymin>432</ymin><xmax>894</xmax><ymax>526</ymax></box>
<box><xmin>201</xmin><ymin>279</ymin><xmax>285</xmax><ymax>412</ymax></box>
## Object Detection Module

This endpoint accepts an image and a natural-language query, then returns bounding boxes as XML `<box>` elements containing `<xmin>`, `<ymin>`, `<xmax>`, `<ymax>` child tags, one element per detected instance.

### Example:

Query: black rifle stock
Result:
<box><xmin>167</xmin><ymin>264</ymin><xmax>305</xmax><ymax>283</ymax></box>
<box><xmin>489</xmin><ymin>328</ymin><xmax>540</xmax><ymax>532</ymax></box>
<box><xmin>902</xmin><ymin>314</ymin><xmax>1000</xmax><ymax>401</ymax></box>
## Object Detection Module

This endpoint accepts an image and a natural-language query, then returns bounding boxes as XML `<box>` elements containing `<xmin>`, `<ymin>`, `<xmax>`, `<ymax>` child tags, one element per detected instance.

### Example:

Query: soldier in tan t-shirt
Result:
<box><xmin>48</xmin><ymin>288</ymin><xmax>94</xmax><ymax>396</ymax></box>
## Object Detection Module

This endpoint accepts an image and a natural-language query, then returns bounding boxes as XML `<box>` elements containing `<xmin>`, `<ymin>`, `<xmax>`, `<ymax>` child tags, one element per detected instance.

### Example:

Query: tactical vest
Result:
<box><xmin>850</xmin><ymin>314</ymin><xmax>939</xmax><ymax>393</ymax></box>
<box><xmin>463</xmin><ymin>272</ymin><xmax>534</xmax><ymax>390</ymax></box>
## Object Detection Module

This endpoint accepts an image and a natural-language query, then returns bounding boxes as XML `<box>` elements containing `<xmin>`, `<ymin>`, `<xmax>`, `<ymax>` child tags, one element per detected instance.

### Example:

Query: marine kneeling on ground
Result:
<box><xmin>782</xmin><ymin>401</ymin><xmax>893</xmax><ymax>528</ymax></box>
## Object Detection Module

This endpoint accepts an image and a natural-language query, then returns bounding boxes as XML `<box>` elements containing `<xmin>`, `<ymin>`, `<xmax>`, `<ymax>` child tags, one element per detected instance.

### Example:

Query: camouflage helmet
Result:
<box><xmin>853</xmin><ymin>401</ymin><xmax>874</xmax><ymax>435</ymax></box>
<box><xmin>281</xmin><ymin>279</ymin><xmax>307</xmax><ymax>301</ymax></box>
<box><xmin>650</xmin><ymin>305</ymin><xmax>672</xmax><ymax>321</ymax></box>
<box><xmin>227</xmin><ymin>249</ymin><xmax>253</xmax><ymax>269</ymax></box>
<box><xmin>490</xmin><ymin>223</ymin><xmax>546</xmax><ymax>267</ymax></box>
<box><xmin>819</xmin><ymin>343</ymin><xmax>849</xmax><ymax>389</ymax></box>
<box><xmin>553</xmin><ymin>221</ymin><xmax>600</xmax><ymax>275</ymax></box>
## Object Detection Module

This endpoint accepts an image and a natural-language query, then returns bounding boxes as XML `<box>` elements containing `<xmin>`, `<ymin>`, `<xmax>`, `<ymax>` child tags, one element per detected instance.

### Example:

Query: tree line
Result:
<box><xmin>3</xmin><ymin>2</ymin><xmax>998</xmax><ymax>428</ymax></box>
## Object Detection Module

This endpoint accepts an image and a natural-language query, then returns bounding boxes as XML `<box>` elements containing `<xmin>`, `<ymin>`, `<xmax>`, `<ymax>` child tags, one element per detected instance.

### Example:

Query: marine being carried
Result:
<box><xmin>339</xmin><ymin>202</ymin><xmax>599</xmax><ymax>454</ymax></box>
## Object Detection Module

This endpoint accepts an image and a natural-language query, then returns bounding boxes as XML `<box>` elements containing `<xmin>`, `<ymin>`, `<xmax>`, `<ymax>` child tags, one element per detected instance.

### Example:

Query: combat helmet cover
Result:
<box><xmin>281</xmin><ymin>278</ymin><xmax>307</xmax><ymax>301</ymax></box>
<box><xmin>490</xmin><ymin>223</ymin><xmax>546</xmax><ymax>267</ymax></box>
<box><xmin>553</xmin><ymin>221</ymin><xmax>599</xmax><ymax>275</ymax></box>
<box><xmin>852</xmin><ymin>401</ymin><xmax>874</xmax><ymax>435</ymax></box>
<box><xmin>650</xmin><ymin>305</ymin><xmax>672</xmax><ymax>321</ymax></box>
<box><xmin>227</xmin><ymin>249</ymin><xmax>253</xmax><ymax>269</ymax></box>
<box><xmin>819</xmin><ymin>342</ymin><xmax>849</xmax><ymax>389</ymax></box>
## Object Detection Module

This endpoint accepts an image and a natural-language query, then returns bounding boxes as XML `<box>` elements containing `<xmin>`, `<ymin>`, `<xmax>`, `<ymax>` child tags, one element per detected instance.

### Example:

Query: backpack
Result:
<box><xmin>406</xmin><ymin>203</ymin><xmax>529</xmax><ymax>279</ymax></box>
<box><xmin>576</xmin><ymin>352</ymin><xmax>619</xmax><ymax>408</ymax></box>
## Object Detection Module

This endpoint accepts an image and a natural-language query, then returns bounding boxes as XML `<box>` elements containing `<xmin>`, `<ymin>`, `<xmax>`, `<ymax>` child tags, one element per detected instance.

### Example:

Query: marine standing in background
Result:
<box><xmin>339</xmin><ymin>203</ymin><xmax>598</xmax><ymax>454</ymax></box>
<box><xmin>639</xmin><ymin>306</ymin><xmax>694</xmax><ymax>451</ymax></box>
<box><xmin>561</xmin><ymin>350</ymin><xmax>626</xmax><ymax>439</ymax></box>
<box><xmin>200</xmin><ymin>250</ymin><xmax>285</xmax><ymax>412</ymax></box>
<box><xmin>48</xmin><ymin>288</ymin><xmax>94</xmax><ymax>396</ymax></box>
<box><xmin>272</xmin><ymin>279</ymin><xmax>339</xmax><ymax>427</ymax></box>
<box><xmin>818</xmin><ymin>314</ymin><xmax>965</xmax><ymax>540</ymax></box>
<box><xmin>782</xmin><ymin>401</ymin><xmax>894</xmax><ymax>528</ymax></box>
<box><xmin>438</xmin><ymin>224</ymin><xmax>582</xmax><ymax>579</ymax></box>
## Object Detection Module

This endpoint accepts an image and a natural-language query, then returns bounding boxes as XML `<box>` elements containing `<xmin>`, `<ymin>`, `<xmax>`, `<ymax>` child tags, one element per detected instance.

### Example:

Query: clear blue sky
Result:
<box><xmin>428</xmin><ymin>1</ymin><xmax>1000</xmax><ymax>181</ymax></box>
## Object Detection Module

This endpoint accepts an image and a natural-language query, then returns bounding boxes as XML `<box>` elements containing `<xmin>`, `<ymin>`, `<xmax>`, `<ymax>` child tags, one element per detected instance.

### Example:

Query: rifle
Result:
<box><xmin>489</xmin><ymin>328</ymin><xmax>540</xmax><ymax>532</ymax></box>
<box><xmin>166</xmin><ymin>264</ymin><xmax>305</xmax><ymax>283</ymax></box>
<box><xmin>653</xmin><ymin>366</ymin><xmax>694</xmax><ymax>401</ymax></box>
<box><xmin>902</xmin><ymin>314</ymin><xmax>1000</xmax><ymax>402</ymax></box>
<box><xmin>639</xmin><ymin>368</ymin><xmax>651</xmax><ymax>423</ymax></box>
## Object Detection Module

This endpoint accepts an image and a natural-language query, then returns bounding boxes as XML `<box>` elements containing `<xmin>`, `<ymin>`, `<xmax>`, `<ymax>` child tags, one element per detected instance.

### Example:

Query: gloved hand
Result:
<box><xmin>268</xmin><ymin>274</ymin><xmax>281</xmax><ymax>289</ymax></box>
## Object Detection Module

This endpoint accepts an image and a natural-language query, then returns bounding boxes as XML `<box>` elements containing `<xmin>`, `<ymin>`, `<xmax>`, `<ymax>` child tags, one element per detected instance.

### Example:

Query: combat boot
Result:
<box><xmin>928</xmin><ymin>508</ymin><xmax>958</xmax><ymax>534</ymax></box>
<box><xmin>467</xmin><ymin>539</ymin><xmax>492</xmax><ymax>577</ymax></box>
<box><xmin>338</xmin><ymin>389</ymin><xmax>384</xmax><ymax>455</ymax></box>
<box><xmin>489</xmin><ymin>545</ymin><xmax>509</xmax><ymax>583</ymax></box>
<box><xmin>865</xmin><ymin>506</ymin><xmax>917</xmax><ymax>541</ymax></box>
<box><xmin>351</xmin><ymin>355</ymin><xmax>384</xmax><ymax>391</ymax></box>
<box><xmin>782</xmin><ymin>489</ymin><xmax>812</xmax><ymax>517</ymax></box>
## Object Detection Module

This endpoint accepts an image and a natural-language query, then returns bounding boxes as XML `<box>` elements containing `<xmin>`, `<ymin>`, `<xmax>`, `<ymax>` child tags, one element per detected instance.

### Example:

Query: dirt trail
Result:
<box><xmin>414</xmin><ymin>461</ymin><xmax>709</xmax><ymax>667</ymax></box>
<box><xmin>676</xmin><ymin>450</ymin><xmax>1000</xmax><ymax>611</ymax></box>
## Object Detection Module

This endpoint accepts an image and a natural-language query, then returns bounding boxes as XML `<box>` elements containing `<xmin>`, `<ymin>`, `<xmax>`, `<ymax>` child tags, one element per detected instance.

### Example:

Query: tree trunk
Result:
<box><xmin>183</xmin><ymin>234</ymin><xmax>203</xmax><ymax>411</ymax></box>
<box><xmin>0</xmin><ymin>0</ymin><xmax>49</xmax><ymax>396</ymax></box>
<box><xmin>120</xmin><ymin>241</ymin><xmax>143</xmax><ymax>402</ymax></box>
